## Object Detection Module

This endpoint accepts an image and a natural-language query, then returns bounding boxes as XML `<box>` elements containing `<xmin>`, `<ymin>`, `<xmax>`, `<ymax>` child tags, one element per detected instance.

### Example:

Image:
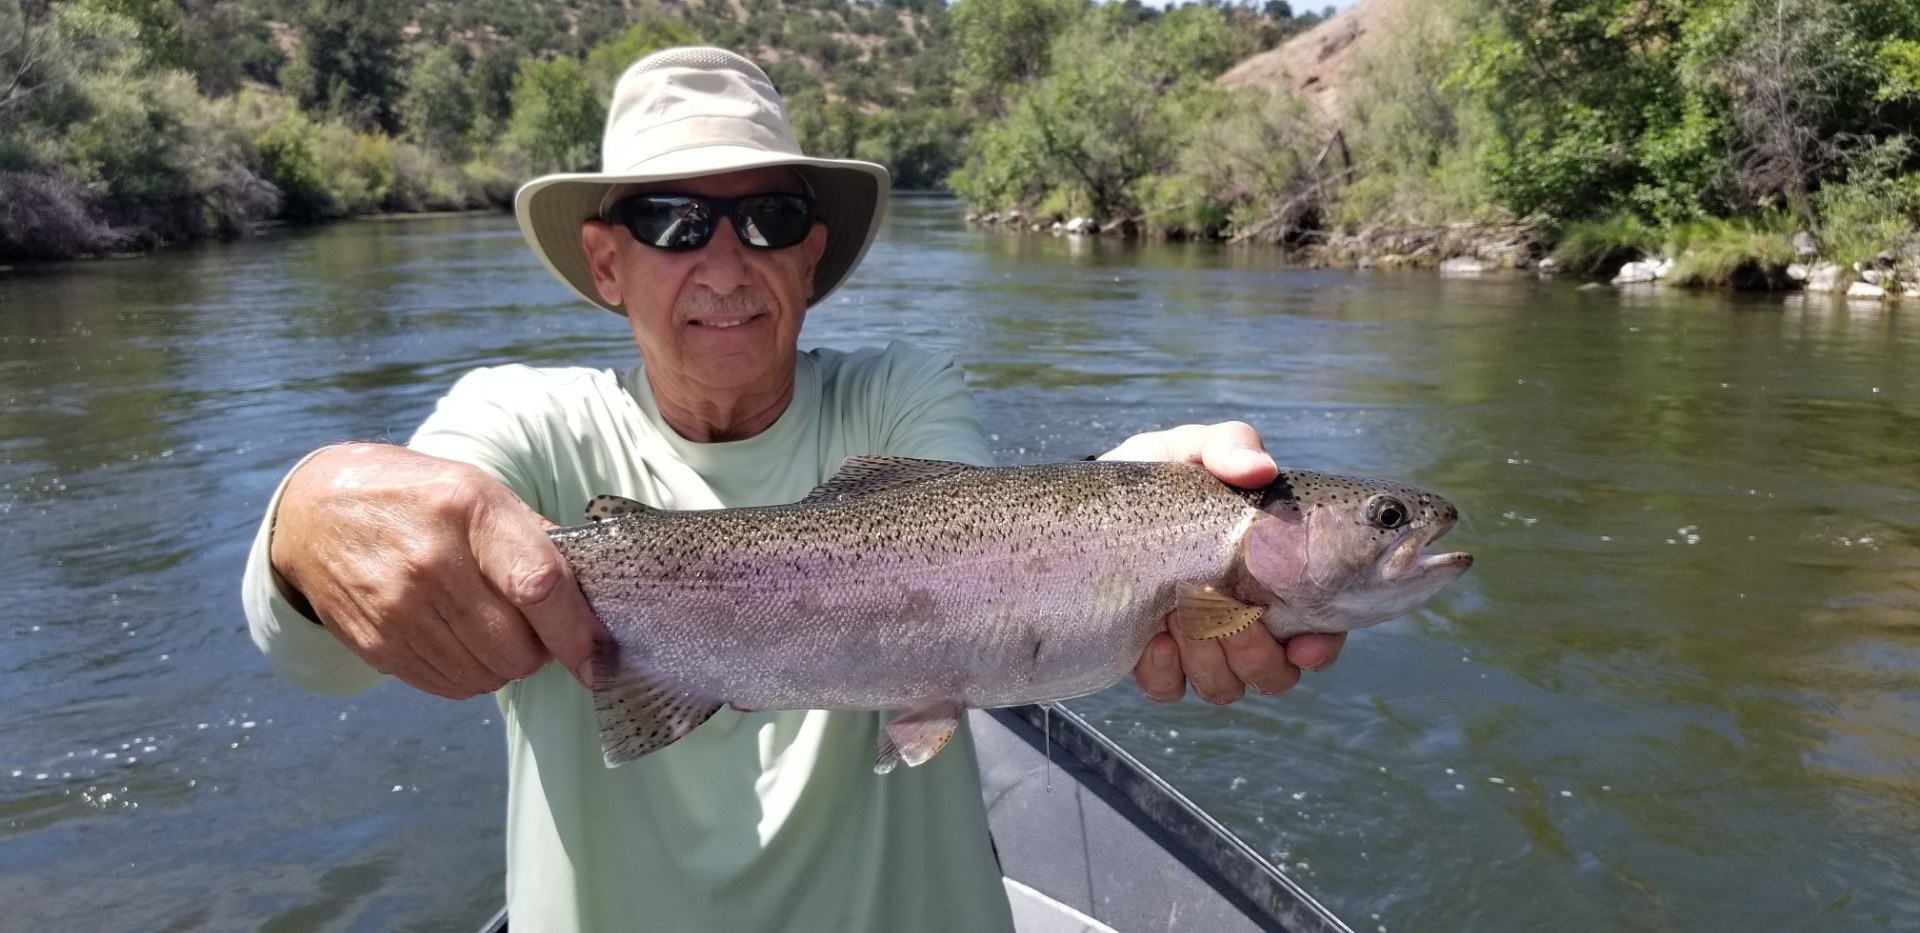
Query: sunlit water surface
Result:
<box><xmin>2</xmin><ymin>199</ymin><xmax>1915</xmax><ymax>931</ymax></box>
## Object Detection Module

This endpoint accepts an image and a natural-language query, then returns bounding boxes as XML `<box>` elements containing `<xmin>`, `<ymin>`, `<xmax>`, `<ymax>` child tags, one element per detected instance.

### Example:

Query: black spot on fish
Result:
<box><xmin>1257</xmin><ymin>474</ymin><xmax>1296</xmax><ymax>510</ymax></box>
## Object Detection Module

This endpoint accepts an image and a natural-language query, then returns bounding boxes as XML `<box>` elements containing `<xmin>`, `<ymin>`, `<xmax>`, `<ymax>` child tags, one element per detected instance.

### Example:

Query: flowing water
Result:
<box><xmin>2</xmin><ymin>199</ymin><xmax>1916</xmax><ymax>931</ymax></box>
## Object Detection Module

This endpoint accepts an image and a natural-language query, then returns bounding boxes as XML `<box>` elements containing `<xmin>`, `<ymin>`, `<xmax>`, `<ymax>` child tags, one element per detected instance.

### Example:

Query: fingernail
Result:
<box><xmin>1236</xmin><ymin>446</ymin><xmax>1274</xmax><ymax>471</ymax></box>
<box><xmin>572</xmin><ymin>661</ymin><xmax>596</xmax><ymax>688</ymax></box>
<box><xmin>1152</xmin><ymin>640</ymin><xmax>1177</xmax><ymax>671</ymax></box>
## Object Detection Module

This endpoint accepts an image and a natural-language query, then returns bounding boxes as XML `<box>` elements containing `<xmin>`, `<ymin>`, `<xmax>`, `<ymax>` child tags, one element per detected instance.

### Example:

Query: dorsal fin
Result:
<box><xmin>797</xmin><ymin>456</ymin><xmax>980</xmax><ymax>503</ymax></box>
<box><xmin>585</xmin><ymin>494</ymin><xmax>655</xmax><ymax>522</ymax></box>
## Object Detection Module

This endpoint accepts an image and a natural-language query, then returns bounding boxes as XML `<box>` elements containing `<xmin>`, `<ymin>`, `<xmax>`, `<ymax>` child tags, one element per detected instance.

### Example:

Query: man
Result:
<box><xmin>242</xmin><ymin>47</ymin><xmax>1345</xmax><ymax>932</ymax></box>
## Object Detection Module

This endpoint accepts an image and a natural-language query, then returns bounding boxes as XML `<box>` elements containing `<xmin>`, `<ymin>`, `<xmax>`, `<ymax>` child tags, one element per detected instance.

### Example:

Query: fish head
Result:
<box><xmin>1239</xmin><ymin>470</ymin><xmax>1472</xmax><ymax>634</ymax></box>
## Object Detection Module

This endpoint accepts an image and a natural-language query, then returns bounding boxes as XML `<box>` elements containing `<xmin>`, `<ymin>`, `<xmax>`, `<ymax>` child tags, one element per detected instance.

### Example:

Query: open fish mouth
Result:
<box><xmin>1382</xmin><ymin>524</ymin><xmax>1473</xmax><ymax>581</ymax></box>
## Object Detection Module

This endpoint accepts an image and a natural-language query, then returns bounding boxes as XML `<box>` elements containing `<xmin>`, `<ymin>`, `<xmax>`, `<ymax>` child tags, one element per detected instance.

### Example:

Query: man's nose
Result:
<box><xmin>690</xmin><ymin>216</ymin><xmax>751</xmax><ymax>290</ymax></box>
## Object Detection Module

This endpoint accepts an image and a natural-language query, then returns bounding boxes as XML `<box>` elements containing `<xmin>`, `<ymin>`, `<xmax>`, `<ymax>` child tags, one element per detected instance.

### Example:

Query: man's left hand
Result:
<box><xmin>1100</xmin><ymin>421</ymin><xmax>1348</xmax><ymax>704</ymax></box>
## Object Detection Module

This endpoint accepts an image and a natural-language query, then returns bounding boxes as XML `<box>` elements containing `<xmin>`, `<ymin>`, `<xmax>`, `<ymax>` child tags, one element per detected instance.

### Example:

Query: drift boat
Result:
<box><xmin>478</xmin><ymin>702</ymin><xmax>1353</xmax><ymax>933</ymax></box>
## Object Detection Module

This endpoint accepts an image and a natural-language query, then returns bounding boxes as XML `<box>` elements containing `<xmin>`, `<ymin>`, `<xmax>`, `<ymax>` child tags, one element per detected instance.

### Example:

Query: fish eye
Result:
<box><xmin>1366</xmin><ymin>495</ymin><xmax>1411</xmax><ymax>529</ymax></box>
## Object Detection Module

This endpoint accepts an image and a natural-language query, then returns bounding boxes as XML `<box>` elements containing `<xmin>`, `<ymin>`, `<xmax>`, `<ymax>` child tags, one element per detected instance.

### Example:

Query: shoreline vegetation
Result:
<box><xmin>4</xmin><ymin>0</ymin><xmax>1918</xmax><ymax>298</ymax></box>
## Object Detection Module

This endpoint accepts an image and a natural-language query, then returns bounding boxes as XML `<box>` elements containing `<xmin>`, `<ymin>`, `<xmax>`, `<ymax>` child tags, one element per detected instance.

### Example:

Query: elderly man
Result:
<box><xmin>243</xmin><ymin>47</ymin><xmax>1344</xmax><ymax>932</ymax></box>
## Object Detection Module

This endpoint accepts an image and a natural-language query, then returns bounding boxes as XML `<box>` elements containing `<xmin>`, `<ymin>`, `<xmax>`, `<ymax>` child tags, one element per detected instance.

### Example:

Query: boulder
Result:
<box><xmin>1791</xmin><ymin>231</ymin><xmax>1819</xmax><ymax>257</ymax></box>
<box><xmin>1439</xmin><ymin>256</ymin><xmax>1490</xmax><ymax>276</ymax></box>
<box><xmin>1805</xmin><ymin>262</ymin><xmax>1842</xmax><ymax>293</ymax></box>
<box><xmin>1847</xmin><ymin>281</ymin><xmax>1886</xmax><ymax>299</ymax></box>
<box><xmin>1612</xmin><ymin>260</ymin><xmax>1658</xmax><ymax>284</ymax></box>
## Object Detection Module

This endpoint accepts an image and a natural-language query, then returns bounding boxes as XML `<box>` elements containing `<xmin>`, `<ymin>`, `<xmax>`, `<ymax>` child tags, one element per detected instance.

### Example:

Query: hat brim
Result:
<box><xmin>515</xmin><ymin>147</ymin><xmax>889</xmax><ymax>314</ymax></box>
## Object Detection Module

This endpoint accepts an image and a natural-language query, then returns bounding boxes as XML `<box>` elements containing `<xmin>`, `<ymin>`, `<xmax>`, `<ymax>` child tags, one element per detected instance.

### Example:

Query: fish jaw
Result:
<box><xmin>1237</xmin><ymin>473</ymin><xmax>1473</xmax><ymax>635</ymax></box>
<box><xmin>1326</xmin><ymin>529</ymin><xmax>1473</xmax><ymax>627</ymax></box>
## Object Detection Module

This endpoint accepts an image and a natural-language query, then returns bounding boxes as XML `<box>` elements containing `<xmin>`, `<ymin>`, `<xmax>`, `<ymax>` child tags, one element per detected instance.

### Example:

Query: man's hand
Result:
<box><xmin>269</xmin><ymin>444</ymin><xmax>600</xmax><ymax>700</ymax></box>
<box><xmin>1101</xmin><ymin>422</ymin><xmax>1348</xmax><ymax>704</ymax></box>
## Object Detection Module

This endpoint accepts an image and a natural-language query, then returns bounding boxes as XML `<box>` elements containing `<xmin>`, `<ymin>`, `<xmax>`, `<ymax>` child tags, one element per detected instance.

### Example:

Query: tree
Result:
<box><xmin>284</xmin><ymin>0</ymin><xmax>407</xmax><ymax>133</ymax></box>
<box><xmin>950</xmin><ymin>0</ymin><xmax>1087</xmax><ymax>115</ymax></box>
<box><xmin>401</xmin><ymin>45</ymin><xmax>475</xmax><ymax>156</ymax></box>
<box><xmin>584</xmin><ymin>16</ymin><xmax>704</xmax><ymax>95</ymax></box>
<box><xmin>507</xmin><ymin>55</ymin><xmax>602</xmax><ymax>174</ymax></box>
<box><xmin>1455</xmin><ymin>0</ymin><xmax>1723</xmax><ymax>224</ymax></box>
<box><xmin>175</xmin><ymin>0</ymin><xmax>283</xmax><ymax>97</ymax></box>
<box><xmin>951</xmin><ymin>6</ymin><xmax>1243</xmax><ymax>219</ymax></box>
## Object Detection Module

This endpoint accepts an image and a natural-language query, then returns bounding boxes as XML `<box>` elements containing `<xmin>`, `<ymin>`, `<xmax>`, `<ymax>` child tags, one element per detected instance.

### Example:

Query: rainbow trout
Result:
<box><xmin>549</xmin><ymin>457</ymin><xmax>1472</xmax><ymax>772</ymax></box>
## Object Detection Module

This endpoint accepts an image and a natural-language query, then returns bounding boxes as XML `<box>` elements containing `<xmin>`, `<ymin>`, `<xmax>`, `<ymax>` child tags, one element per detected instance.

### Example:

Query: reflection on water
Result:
<box><xmin>2</xmin><ymin>202</ymin><xmax>1916</xmax><ymax>931</ymax></box>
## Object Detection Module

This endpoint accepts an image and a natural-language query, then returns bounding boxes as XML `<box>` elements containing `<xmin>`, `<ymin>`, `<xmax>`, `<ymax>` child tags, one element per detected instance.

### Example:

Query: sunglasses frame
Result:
<box><xmin>606</xmin><ymin>192</ymin><xmax>818</xmax><ymax>252</ymax></box>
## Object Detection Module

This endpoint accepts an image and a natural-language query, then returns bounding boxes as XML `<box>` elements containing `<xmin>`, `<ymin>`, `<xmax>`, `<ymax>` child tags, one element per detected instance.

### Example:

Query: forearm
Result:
<box><xmin>243</xmin><ymin>445</ymin><xmax>390</xmax><ymax>695</ymax></box>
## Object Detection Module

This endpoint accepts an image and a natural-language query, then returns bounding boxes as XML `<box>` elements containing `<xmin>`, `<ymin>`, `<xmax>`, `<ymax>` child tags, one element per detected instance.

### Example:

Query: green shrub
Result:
<box><xmin>1663</xmin><ymin>215</ymin><xmax>1798</xmax><ymax>289</ymax></box>
<box><xmin>257</xmin><ymin>108</ymin><xmax>341</xmax><ymax>221</ymax></box>
<box><xmin>1813</xmin><ymin>139</ymin><xmax>1920</xmax><ymax>267</ymax></box>
<box><xmin>1552</xmin><ymin>212</ymin><xmax>1660</xmax><ymax>276</ymax></box>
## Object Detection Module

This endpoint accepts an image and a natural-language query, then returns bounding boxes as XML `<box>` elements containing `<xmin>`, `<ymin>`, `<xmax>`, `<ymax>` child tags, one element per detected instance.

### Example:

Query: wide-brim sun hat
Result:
<box><xmin>514</xmin><ymin>46</ymin><xmax>891</xmax><ymax>314</ymax></box>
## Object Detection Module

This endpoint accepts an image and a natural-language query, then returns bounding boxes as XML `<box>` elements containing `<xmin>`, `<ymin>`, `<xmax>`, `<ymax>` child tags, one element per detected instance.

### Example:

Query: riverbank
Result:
<box><xmin>964</xmin><ymin>210</ymin><xmax>1920</xmax><ymax>301</ymax></box>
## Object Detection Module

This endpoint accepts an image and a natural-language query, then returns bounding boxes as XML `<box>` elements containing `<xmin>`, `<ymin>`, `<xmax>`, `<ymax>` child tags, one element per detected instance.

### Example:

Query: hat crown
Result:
<box><xmin>604</xmin><ymin>48</ymin><xmax>802</xmax><ymax>174</ymax></box>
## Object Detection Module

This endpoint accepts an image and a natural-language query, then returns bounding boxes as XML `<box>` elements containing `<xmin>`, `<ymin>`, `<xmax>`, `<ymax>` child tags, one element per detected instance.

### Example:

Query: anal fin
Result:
<box><xmin>590</xmin><ymin>640</ymin><xmax>721</xmax><ymax>767</ymax></box>
<box><xmin>874</xmin><ymin>700</ymin><xmax>964</xmax><ymax>774</ymax></box>
<box><xmin>1173</xmin><ymin>583</ymin><xmax>1264</xmax><ymax>640</ymax></box>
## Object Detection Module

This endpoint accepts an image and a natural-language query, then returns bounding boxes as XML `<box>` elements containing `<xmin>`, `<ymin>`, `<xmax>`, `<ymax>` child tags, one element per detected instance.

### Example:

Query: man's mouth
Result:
<box><xmin>687</xmin><ymin>310</ymin><xmax>763</xmax><ymax>330</ymax></box>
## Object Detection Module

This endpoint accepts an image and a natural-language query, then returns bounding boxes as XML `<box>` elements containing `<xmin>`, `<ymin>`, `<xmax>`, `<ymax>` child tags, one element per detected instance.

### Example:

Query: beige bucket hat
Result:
<box><xmin>514</xmin><ymin>46</ymin><xmax>891</xmax><ymax>314</ymax></box>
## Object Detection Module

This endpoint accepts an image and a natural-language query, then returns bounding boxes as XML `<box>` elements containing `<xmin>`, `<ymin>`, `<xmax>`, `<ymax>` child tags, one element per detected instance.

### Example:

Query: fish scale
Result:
<box><xmin>548</xmin><ymin>457</ymin><xmax>1472</xmax><ymax>771</ymax></box>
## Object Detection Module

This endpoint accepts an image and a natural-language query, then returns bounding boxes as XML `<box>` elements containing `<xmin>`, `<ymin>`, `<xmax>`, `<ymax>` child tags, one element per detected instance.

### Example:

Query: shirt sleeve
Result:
<box><xmin>241</xmin><ymin>366</ymin><xmax>571</xmax><ymax>695</ymax></box>
<box><xmin>241</xmin><ymin>446</ymin><xmax>390</xmax><ymax>696</ymax></box>
<box><xmin>867</xmin><ymin>342</ymin><xmax>995</xmax><ymax>467</ymax></box>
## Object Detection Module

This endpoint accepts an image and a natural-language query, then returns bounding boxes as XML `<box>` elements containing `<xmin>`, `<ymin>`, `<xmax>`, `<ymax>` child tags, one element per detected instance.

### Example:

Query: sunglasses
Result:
<box><xmin>606</xmin><ymin>192</ymin><xmax>817</xmax><ymax>252</ymax></box>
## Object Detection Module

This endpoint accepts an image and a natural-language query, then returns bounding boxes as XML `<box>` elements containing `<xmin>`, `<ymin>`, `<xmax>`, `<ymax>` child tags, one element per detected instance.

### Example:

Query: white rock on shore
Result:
<box><xmin>1439</xmin><ymin>256</ymin><xmax>1490</xmax><ymax>276</ymax></box>
<box><xmin>1806</xmin><ymin>262</ymin><xmax>1842</xmax><ymax>293</ymax></box>
<box><xmin>1613</xmin><ymin>260</ymin><xmax>1657</xmax><ymax>284</ymax></box>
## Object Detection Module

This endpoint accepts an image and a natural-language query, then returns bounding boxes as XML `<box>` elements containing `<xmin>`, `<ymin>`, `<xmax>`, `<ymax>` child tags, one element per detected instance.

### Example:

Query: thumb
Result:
<box><xmin>471</xmin><ymin>499</ymin><xmax>601</xmax><ymax>688</ymax></box>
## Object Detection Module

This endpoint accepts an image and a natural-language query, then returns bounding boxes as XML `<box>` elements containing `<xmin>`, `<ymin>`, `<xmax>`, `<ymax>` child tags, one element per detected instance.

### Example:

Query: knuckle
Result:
<box><xmin>497</xmin><ymin>653</ymin><xmax>543</xmax><ymax>682</ymax></box>
<box><xmin>503</xmin><ymin>557</ymin><xmax>566</xmax><ymax>606</ymax></box>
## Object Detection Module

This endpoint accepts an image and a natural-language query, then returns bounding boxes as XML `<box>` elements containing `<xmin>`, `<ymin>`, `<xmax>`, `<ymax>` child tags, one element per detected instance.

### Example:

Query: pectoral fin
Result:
<box><xmin>874</xmin><ymin>700</ymin><xmax>964</xmax><ymax>774</ymax></box>
<box><xmin>1173</xmin><ymin>584</ymin><xmax>1264</xmax><ymax>640</ymax></box>
<box><xmin>590</xmin><ymin>641</ymin><xmax>721</xmax><ymax>767</ymax></box>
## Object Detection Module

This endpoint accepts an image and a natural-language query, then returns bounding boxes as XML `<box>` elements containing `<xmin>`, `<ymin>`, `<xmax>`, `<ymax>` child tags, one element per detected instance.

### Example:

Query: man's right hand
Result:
<box><xmin>268</xmin><ymin>444</ymin><xmax>600</xmax><ymax>699</ymax></box>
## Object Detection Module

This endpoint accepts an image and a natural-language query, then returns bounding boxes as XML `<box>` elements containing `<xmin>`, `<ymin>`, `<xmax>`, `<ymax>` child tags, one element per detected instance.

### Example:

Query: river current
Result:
<box><xmin>2</xmin><ymin>198</ymin><xmax>1916</xmax><ymax>930</ymax></box>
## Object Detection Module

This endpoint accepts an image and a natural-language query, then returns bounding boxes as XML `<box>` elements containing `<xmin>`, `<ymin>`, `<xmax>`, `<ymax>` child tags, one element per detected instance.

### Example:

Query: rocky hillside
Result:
<box><xmin>1217</xmin><ymin>0</ymin><xmax>1408</xmax><ymax>125</ymax></box>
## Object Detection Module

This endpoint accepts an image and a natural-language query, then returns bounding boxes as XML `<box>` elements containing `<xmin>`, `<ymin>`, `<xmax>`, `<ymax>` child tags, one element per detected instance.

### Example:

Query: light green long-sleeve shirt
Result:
<box><xmin>243</xmin><ymin>343</ymin><xmax>1016</xmax><ymax>933</ymax></box>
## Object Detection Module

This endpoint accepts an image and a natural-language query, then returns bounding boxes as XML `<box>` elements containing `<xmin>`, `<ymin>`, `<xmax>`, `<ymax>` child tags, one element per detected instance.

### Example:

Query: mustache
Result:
<box><xmin>676</xmin><ymin>289</ymin><xmax>772</xmax><ymax>320</ymax></box>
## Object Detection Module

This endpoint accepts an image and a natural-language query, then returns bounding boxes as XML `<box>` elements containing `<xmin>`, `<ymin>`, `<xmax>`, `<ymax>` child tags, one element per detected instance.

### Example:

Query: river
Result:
<box><xmin>2</xmin><ymin>197</ymin><xmax>1916</xmax><ymax>931</ymax></box>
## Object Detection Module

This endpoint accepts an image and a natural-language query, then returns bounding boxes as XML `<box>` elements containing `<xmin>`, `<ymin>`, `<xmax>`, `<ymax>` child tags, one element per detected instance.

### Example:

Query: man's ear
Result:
<box><xmin>802</xmin><ymin>221</ymin><xmax>828</xmax><ymax>300</ymax></box>
<box><xmin>581</xmin><ymin>221</ymin><xmax>624</xmax><ymax>307</ymax></box>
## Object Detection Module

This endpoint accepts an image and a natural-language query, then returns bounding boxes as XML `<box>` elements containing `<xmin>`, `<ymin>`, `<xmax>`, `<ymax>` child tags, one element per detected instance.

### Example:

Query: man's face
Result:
<box><xmin>581</xmin><ymin>166</ymin><xmax>828</xmax><ymax>399</ymax></box>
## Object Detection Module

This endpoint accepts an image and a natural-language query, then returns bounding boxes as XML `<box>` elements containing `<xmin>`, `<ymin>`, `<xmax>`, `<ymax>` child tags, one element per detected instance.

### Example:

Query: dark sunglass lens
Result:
<box><xmin>622</xmin><ymin>197</ymin><xmax>713</xmax><ymax>250</ymax></box>
<box><xmin>734</xmin><ymin>195</ymin><xmax>813</xmax><ymax>248</ymax></box>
